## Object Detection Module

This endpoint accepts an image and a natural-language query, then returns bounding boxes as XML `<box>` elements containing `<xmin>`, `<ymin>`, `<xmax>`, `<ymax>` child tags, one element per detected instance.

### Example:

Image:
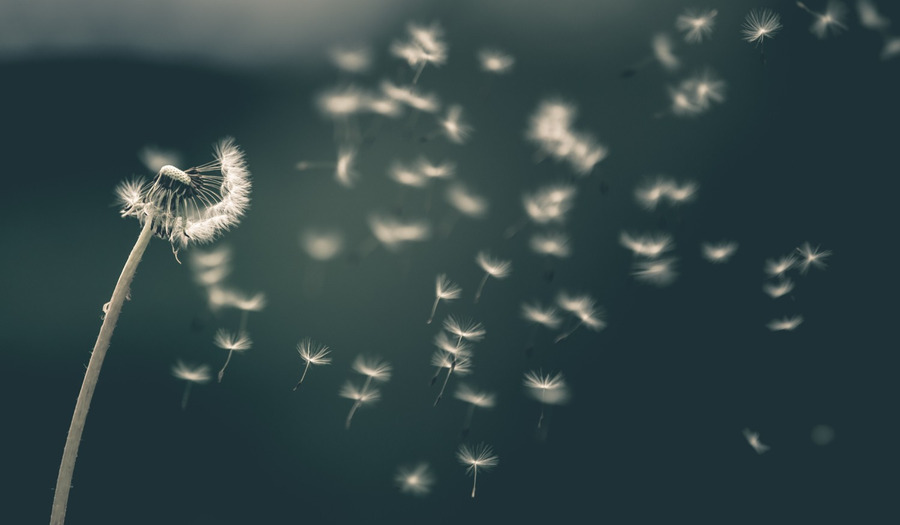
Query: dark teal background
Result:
<box><xmin>2</xmin><ymin>2</ymin><xmax>897</xmax><ymax>523</ymax></box>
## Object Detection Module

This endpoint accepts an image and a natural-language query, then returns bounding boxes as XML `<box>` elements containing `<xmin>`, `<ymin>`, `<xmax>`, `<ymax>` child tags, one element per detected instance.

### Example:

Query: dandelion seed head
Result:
<box><xmin>172</xmin><ymin>360</ymin><xmax>212</xmax><ymax>384</ymax></box>
<box><xmin>446</xmin><ymin>184</ymin><xmax>489</xmax><ymax>218</ymax></box>
<box><xmin>351</xmin><ymin>355</ymin><xmax>392</xmax><ymax>382</ymax></box>
<box><xmin>742</xmin><ymin>8</ymin><xmax>783</xmax><ymax>45</ymax></box>
<box><xmin>701</xmin><ymin>241</ymin><xmax>738</xmax><ymax>263</ymax></box>
<box><xmin>529</xmin><ymin>231</ymin><xmax>571</xmax><ymax>258</ymax></box>
<box><xmin>476</xmin><ymin>251</ymin><xmax>512</xmax><ymax>278</ymax></box>
<box><xmin>297</xmin><ymin>338</ymin><xmax>332</xmax><ymax>365</ymax></box>
<box><xmin>632</xmin><ymin>257</ymin><xmax>678</xmax><ymax>286</ymax></box>
<box><xmin>442</xmin><ymin>315</ymin><xmax>486</xmax><ymax>342</ymax></box>
<box><xmin>767</xmin><ymin>315</ymin><xmax>804</xmax><ymax>331</ymax></box>
<box><xmin>395</xmin><ymin>463</ymin><xmax>436</xmax><ymax>496</ymax></box>
<box><xmin>477</xmin><ymin>48</ymin><xmax>515</xmax><ymax>73</ymax></box>
<box><xmin>339</xmin><ymin>381</ymin><xmax>381</xmax><ymax>403</ymax></box>
<box><xmin>676</xmin><ymin>8</ymin><xmax>718</xmax><ymax>43</ymax></box>
<box><xmin>435</xmin><ymin>274</ymin><xmax>462</xmax><ymax>300</ymax></box>
<box><xmin>454</xmin><ymin>384</ymin><xmax>496</xmax><ymax>408</ymax></box>
<box><xmin>521</xmin><ymin>301</ymin><xmax>563</xmax><ymax>329</ymax></box>
<box><xmin>763</xmin><ymin>278</ymin><xmax>794</xmax><ymax>298</ymax></box>
<box><xmin>456</xmin><ymin>443</ymin><xmax>499</xmax><ymax>473</ymax></box>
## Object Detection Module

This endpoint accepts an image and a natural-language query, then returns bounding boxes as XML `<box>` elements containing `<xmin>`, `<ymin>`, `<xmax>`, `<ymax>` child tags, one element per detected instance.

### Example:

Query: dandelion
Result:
<box><xmin>797</xmin><ymin>1</ymin><xmax>849</xmax><ymax>38</ymax></box>
<box><xmin>477</xmin><ymin>49</ymin><xmax>515</xmax><ymax>74</ymax></box>
<box><xmin>765</xmin><ymin>254</ymin><xmax>797</xmax><ymax>277</ymax></box>
<box><xmin>523</xmin><ymin>371</ymin><xmax>571</xmax><ymax>428</ymax></box>
<box><xmin>554</xmin><ymin>292</ymin><xmax>605</xmax><ymax>343</ymax></box>
<box><xmin>767</xmin><ymin>315</ymin><xmax>804</xmax><ymax>331</ymax></box>
<box><xmin>676</xmin><ymin>8</ymin><xmax>718</xmax><ymax>43</ymax></box>
<box><xmin>652</xmin><ymin>33</ymin><xmax>681</xmax><ymax>71</ymax></box>
<box><xmin>439</xmin><ymin>104</ymin><xmax>472</xmax><ymax>144</ymax></box>
<box><xmin>446</xmin><ymin>184</ymin><xmax>489</xmax><ymax>219</ymax></box>
<box><xmin>742</xmin><ymin>8</ymin><xmax>783</xmax><ymax>46</ymax></box>
<box><xmin>213</xmin><ymin>329</ymin><xmax>252</xmax><ymax>383</ymax></box>
<box><xmin>456</xmin><ymin>443</ymin><xmax>499</xmax><ymax>498</ymax></box>
<box><xmin>395</xmin><ymin>463</ymin><xmax>436</xmax><ymax>496</ymax></box>
<box><xmin>293</xmin><ymin>338</ymin><xmax>332</xmax><ymax>391</ymax></box>
<box><xmin>455</xmin><ymin>384</ymin><xmax>496</xmax><ymax>437</ymax></box>
<box><xmin>620</xmin><ymin>232</ymin><xmax>674</xmax><ymax>258</ymax></box>
<box><xmin>632</xmin><ymin>258</ymin><xmax>679</xmax><ymax>286</ymax></box>
<box><xmin>339</xmin><ymin>381</ymin><xmax>382</xmax><ymax>429</ymax></box>
<box><xmin>795</xmin><ymin>242</ymin><xmax>832</xmax><ymax>273</ymax></box>
<box><xmin>428</xmin><ymin>274</ymin><xmax>462</xmax><ymax>324</ymax></box>
<box><xmin>701</xmin><ymin>241</ymin><xmax>739</xmax><ymax>263</ymax></box>
<box><xmin>391</xmin><ymin>21</ymin><xmax>448</xmax><ymax>84</ymax></box>
<box><xmin>529</xmin><ymin>231</ymin><xmax>571</xmax><ymax>259</ymax></box>
<box><xmin>171</xmin><ymin>360</ymin><xmax>211</xmax><ymax>411</ymax></box>
<box><xmin>763</xmin><ymin>278</ymin><xmax>795</xmax><ymax>299</ymax></box>
<box><xmin>743</xmin><ymin>428</ymin><xmax>770</xmax><ymax>454</ymax></box>
<box><xmin>52</xmin><ymin>138</ymin><xmax>251</xmax><ymax>525</ymax></box>
<box><xmin>431</xmin><ymin>350</ymin><xmax>473</xmax><ymax>407</ymax></box>
<box><xmin>474</xmin><ymin>251</ymin><xmax>512</xmax><ymax>303</ymax></box>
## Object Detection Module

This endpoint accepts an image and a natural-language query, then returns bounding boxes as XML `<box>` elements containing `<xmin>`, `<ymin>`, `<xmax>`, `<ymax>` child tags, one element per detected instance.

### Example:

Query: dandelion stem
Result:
<box><xmin>411</xmin><ymin>62</ymin><xmax>427</xmax><ymax>85</ymax></box>
<box><xmin>554</xmin><ymin>319</ymin><xmax>585</xmax><ymax>343</ymax></box>
<box><xmin>434</xmin><ymin>360</ymin><xmax>455</xmax><ymax>407</ymax></box>
<box><xmin>238</xmin><ymin>310</ymin><xmax>249</xmax><ymax>334</ymax></box>
<box><xmin>538</xmin><ymin>389</ymin><xmax>546</xmax><ymax>428</ymax></box>
<box><xmin>217</xmin><ymin>349</ymin><xmax>234</xmax><ymax>383</ymax></box>
<box><xmin>51</xmin><ymin>218</ymin><xmax>154</xmax><ymax>525</ymax></box>
<box><xmin>293</xmin><ymin>361</ymin><xmax>312</xmax><ymax>391</ymax></box>
<box><xmin>471</xmin><ymin>466</ymin><xmax>478</xmax><ymax>498</ymax></box>
<box><xmin>346</xmin><ymin>401</ymin><xmax>361</xmax><ymax>429</ymax></box>
<box><xmin>181</xmin><ymin>382</ymin><xmax>193</xmax><ymax>411</ymax></box>
<box><xmin>427</xmin><ymin>297</ymin><xmax>441</xmax><ymax>324</ymax></box>
<box><xmin>473</xmin><ymin>273</ymin><xmax>490</xmax><ymax>304</ymax></box>
<box><xmin>462</xmin><ymin>404</ymin><xmax>476</xmax><ymax>435</ymax></box>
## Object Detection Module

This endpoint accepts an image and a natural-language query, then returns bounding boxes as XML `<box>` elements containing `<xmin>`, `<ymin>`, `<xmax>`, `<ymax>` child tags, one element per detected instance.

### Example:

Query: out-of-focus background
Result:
<box><xmin>2</xmin><ymin>1</ymin><xmax>898</xmax><ymax>523</ymax></box>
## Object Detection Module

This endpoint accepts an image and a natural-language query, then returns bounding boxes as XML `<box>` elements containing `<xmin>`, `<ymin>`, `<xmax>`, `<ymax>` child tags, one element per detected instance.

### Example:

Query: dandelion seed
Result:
<box><xmin>652</xmin><ymin>33</ymin><xmax>681</xmax><ymax>70</ymax></box>
<box><xmin>667</xmin><ymin>86</ymin><xmax>704</xmax><ymax>117</ymax></box>
<box><xmin>620</xmin><ymin>232</ymin><xmax>674</xmax><ymax>259</ymax></box>
<box><xmin>523</xmin><ymin>371</ymin><xmax>571</xmax><ymax>428</ymax></box>
<box><xmin>53</xmin><ymin>139</ymin><xmax>251</xmax><ymax>525</ymax></box>
<box><xmin>881</xmin><ymin>37</ymin><xmax>900</xmax><ymax>60</ymax></box>
<box><xmin>427</xmin><ymin>274</ymin><xmax>462</xmax><ymax>324</ymax></box>
<box><xmin>456</xmin><ymin>443</ymin><xmax>499</xmax><ymax>498</ymax></box>
<box><xmin>352</xmin><ymin>355</ymin><xmax>393</xmax><ymax>384</ymax></box>
<box><xmin>300</xmin><ymin>228</ymin><xmax>344</xmax><ymax>261</ymax></box>
<box><xmin>554</xmin><ymin>291</ymin><xmax>605</xmax><ymax>342</ymax></box>
<box><xmin>380</xmin><ymin>80</ymin><xmax>441</xmax><ymax>113</ymax></box>
<box><xmin>329</xmin><ymin>45</ymin><xmax>372</xmax><ymax>73</ymax></box>
<box><xmin>189</xmin><ymin>245</ymin><xmax>232</xmax><ymax>287</ymax></box>
<box><xmin>316</xmin><ymin>85</ymin><xmax>367</xmax><ymax>120</ymax></box>
<box><xmin>391</xmin><ymin>21</ymin><xmax>448</xmax><ymax>84</ymax></box>
<box><xmin>395</xmin><ymin>463</ymin><xmax>436</xmax><ymax>496</ymax></box>
<box><xmin>446</xmin><ymin>184</ymin><xmax>489</xmax><ymax>219</ymax></box>
<box><xmin>525</xmin><ymin>99</ymin><xmax>608</xmax><ymax>175</ymax></box>
<box><xmin>293</xmin><ymin>338</ymin><xmax>332</xmax><ymax>391</ymax></box>
<box><xmin>701</xmin><ymin>241</ymin><xmax>739</xmax><ymax>263</ymax></box>
<box><xmin>763</xmin><ymin>278</ymin><xmax>795</xmax><ymax>298</ymax></box>
<box><xmin>474</xmin><ymin>251</ymin><xmax>512</xmax><ymax>303</ymax></box>
<box><xmin>335</xmin><ymin>147</ymin><xmax>359</xmax><ymax>188</ymax></box>
<box><xmin>339</xmin><ymin>381</ymin><xmax>381</xmax><ymax>430</ymax></box>
<box><xmin>742</xmin><ymin>8</ymin><xmax>783</xmax><ymax>45</ymax></box>
<box><xmin>798</xmin><ymin>1</ymin><xmax>849</xmax><ymax>38</ymax></box>
<box><xmin>634</xmin><ymin>177</ymin><xmax>675</xmax><ymax>210</ymax></box>
<box><xmin>669</xmin><ymin>69</ymin><xmax>727</xmax><ymax>117</ymax></box>
<box><xmin>529</xmin><ymin>231</ymin><xmax>571</xmax><ymax>259</ymax></box>
<box><xmin>439</xmin><ymin>104</ymin><xmax>473</xmax><ymax>144</ymax></box>
<box><xmin>434</xmin><ymin>317</ymin><xmax>484</xmax><ymax>405</ymax></box>
<box><xmin>430</xmin><ymin>332</ymin><xmax>473</xmax><ymax>385</ymax></box>
<box><xmin>743</xmin><ymin>428</ymin><xmax>771</xmax><ymax>454</ymax></box>
<box><xmin>857</xmin><ymin>0</ymin><xmax>890</xmax><ymax>32</ymax></box>
<box><xmin>764</xmin><ymin>254</ymin><xmax>798</xmax><ymax>277</ymax></box>
<box><xmin>213</xmin><ymin>329</ymin><xmax>252</xmax><ymax>383</ymax></box>
<box><xmin>767</xmin><ymin>315</ymin><xmax>804</xmax><ymax>331</ymax></box>
<box><xmin>521</xmin><ymin>183</ymin><xmax>578</xmax><ymax>227</ymax></box>
<box><xmin>431</xmin><ymin>350</ymin><xmax>473</xmax><ymax>406</ymax></box>
<box><xmin>442</xmin><ymin>315</ymin><xmax>486</xmax><ymax>346</ymax></box>
<box><xmin>477</xmin><ymin>49</ymin><xmax>515</xmax><ymax>74</ymax></box>
<box><xmin>521</xmin><ymin>302</ymin><xmax>564</xmax><ymax>330</ymax></box>
<box><xmin>172</xmin><ymin>360</ymin><xmax>211</xmax><ymax>411</ymax></box>
<box><xmin>367</xmin><ymin>213</ymin><xmax>431</xmax><ymax>251</ymax></box>
<box><xmin>632</xmin><ymin>258</ymin><xmax>679</xmax><ymax>286</ymax></box>
<box><xmin>454</xmin><ymin>384</ymin><xmax>496</xmax><ymax>437</ymax></box>
<box><xmin>389</xmin><ymin>161</ymin><xmax>429</xmax><ymax>188</ymax></box>
<box><xmin>416</xmin><ymin>157</ymin><xmax>456</xmax><ymax>180</ymax></box>
<box><xmin>795</xmin><ymin>242</ymin><xmax>832</xmax><ymax>273</ymax></box>
<box><xmin>676</xmin><ymin>8</ymin><xmax>718</xmax><ymax>43</ymax></box>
